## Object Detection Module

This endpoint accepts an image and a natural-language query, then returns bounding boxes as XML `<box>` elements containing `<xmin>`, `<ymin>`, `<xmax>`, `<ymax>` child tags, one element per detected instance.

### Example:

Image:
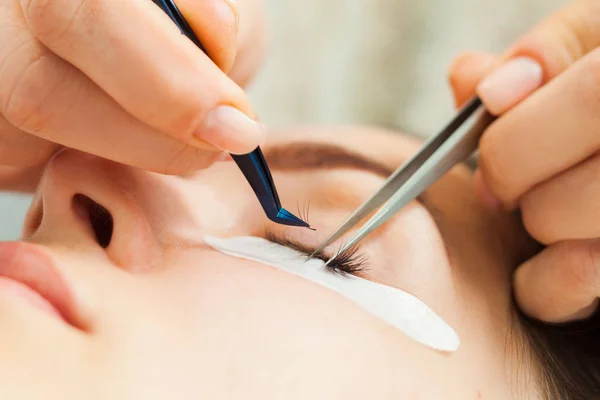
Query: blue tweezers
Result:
<box><xmin>154</xmin><ymin>0</ymin><xmax>310</xmax><ymax>228</ymax></box>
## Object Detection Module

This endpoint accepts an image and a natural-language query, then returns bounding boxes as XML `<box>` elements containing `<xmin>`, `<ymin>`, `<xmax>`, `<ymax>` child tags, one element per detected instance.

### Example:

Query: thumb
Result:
<box><xmin>448</xmin><ymin>52</ymin><xmax>497</xmax><ymax>108</ymax></box>
<box><xmin>514</xmin><ymin>239</ymin><xmax>600</xmax><ymax>324</ymax></box>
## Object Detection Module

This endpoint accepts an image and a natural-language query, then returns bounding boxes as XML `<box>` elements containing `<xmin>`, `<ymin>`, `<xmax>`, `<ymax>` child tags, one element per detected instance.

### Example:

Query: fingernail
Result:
<box><xmin>195</xmin><ymin>106</ymin><xmax>265</xmax><ymax>154</ymax></box>
<box><xmin>224</xmin><ymin>0</ymin><xmax>240</xmax><ymax>27</ymax></box>
<box><xmin>477</xmin><ymin>57</ymin><xmax>543</xmax><ymax>115</ymax></box>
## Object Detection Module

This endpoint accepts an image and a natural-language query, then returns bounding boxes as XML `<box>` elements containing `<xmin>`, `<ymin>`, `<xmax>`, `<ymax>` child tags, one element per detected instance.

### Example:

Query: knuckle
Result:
<box><xmin>0</xmin><ymin>51</ymin><xmax>61</xmax><ymax>133</ymax></box>
<box><xmin>23</xmin><ymin>0</ymin><xmax>99</xmax><ymax>47</ymax></box>
<box><xmin>145</xmin><ymin>85</ymin><xmax>203</xmax><ymax>140</ymax></box>
<box><xmin>561</xmin><ymin>2</ymin><xmax>600</xmax><ymax>59</ymax></box>
<box><xmin>147</xmin><ymin>74</ymin><xmax>223</xmax><ymax>139</ymax></box>
<box><xmin>1</xmin><ymin>61</ymin><xmax>45</xmax><ymax>131</ymax></box>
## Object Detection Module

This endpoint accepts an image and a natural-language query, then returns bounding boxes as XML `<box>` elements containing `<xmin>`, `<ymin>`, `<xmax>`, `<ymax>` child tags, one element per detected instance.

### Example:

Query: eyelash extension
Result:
<box><xmin>296</xmin><ymin>201</ymin><xmax>312</xmax><ymax>228</ymax></box>
<box><xmin>265</xmin><ymin>231</ymin><xmax>368</xmax><ymax>277</ymax></box>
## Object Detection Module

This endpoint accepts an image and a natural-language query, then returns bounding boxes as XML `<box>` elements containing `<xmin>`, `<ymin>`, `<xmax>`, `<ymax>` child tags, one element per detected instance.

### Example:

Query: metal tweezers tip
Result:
<box><xmin>324</xmin><ymin>256</ymin><xmax>336</xmax><ymax>267</ymax></box>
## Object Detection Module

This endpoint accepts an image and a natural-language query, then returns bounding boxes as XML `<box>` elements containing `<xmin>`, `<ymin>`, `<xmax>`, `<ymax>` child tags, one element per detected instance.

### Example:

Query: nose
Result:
<box><xmin>24</xmin><ymin>151</ymin><xmax>159</xmax><ymax>270</ymax></box>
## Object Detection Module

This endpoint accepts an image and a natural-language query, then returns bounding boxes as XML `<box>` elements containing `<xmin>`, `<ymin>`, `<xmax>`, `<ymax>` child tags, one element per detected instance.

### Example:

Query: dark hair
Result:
<box><xmin>460</xmin><ymin>153</ymin><xmax>600</xmax><ymax>399</ymax></box>
<box><xmin>504</xmin><ymin>218</ymin><xmax>600</xmax><ymax>399</ymax></box>
<box><xmin>517</xmin><ymin>305</ymin><xmax>600</xmax><ymax>399</ymax></box>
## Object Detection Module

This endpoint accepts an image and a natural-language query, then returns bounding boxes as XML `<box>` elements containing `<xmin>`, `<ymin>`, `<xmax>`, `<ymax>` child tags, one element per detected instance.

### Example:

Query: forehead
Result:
<box><xmin>265</xmin><ymin>126</ymin><xmax>423</xmax><ymax>169</ymax></box>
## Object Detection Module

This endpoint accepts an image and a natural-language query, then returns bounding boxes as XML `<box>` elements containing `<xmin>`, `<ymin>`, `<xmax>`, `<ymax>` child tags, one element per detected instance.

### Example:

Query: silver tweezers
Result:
<box><xmin>311</xmin><ymin>97</ymin><xmax>496</xmax><ymax>263</ymax></box>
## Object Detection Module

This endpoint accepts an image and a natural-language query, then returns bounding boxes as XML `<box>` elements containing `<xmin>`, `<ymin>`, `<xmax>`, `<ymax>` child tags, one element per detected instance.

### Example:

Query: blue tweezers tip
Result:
<box><xmin>155</xmin><ymin>2</ymin><xmax>313</xmax><ymax>231</ymax></box>
<box><xmin>276</xmin><ymin>208</ymin><xmax>312</xmax><ymax>229</ymax></box>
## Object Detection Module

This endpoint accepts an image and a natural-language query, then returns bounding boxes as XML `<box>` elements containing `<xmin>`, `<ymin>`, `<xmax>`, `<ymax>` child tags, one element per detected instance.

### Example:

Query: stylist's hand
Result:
<box><xmin>448</xmin><ymin>0</ymin><xmax>600</xmax><ymax>324</ymax></box>
<box><xmin>0</xmin><ymin>0</ymin><xmax>265</xmax><ymax>189</ymax></box>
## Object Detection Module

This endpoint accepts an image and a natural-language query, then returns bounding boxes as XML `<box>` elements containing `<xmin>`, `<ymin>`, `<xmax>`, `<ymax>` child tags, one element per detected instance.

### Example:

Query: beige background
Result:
<box><xmin>0</xmin><ymin>0</ymin><xmax>566</xmax><ymax>239</ymax></box>
<box><xmin>250</xmin><ymin>0</ymin><xmax>564</xmax><ymax>135</ymax></box>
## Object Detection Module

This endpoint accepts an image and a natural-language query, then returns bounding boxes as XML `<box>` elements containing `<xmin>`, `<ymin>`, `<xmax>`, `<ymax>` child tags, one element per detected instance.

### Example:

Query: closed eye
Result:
<box><xmin>264</xmin><ymin>231</ymin><xmax>369</xmax><ymax>277</ymax></box>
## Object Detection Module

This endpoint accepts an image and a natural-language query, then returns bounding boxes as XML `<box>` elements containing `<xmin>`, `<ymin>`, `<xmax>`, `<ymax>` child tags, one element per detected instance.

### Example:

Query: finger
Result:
<box><xmin>0</xmin><ymin>2</ymin><xmax>59</xmax><ymax>168</ymax></box>
<box><xmin>519</xmin><ymin>155</ymin><xmax>600</xmax><ymax>244</ymax></box>
<box><xmin>19</xmin><ymin>0</ymin><xmax>264</xmax><ymax>154</ymax></box>
<box><xmin>172</xmin><ymin>0</ymin><xmax>239</xmax><ymax>73</ymax></box>
<box><xmin>0</xmin><ymin>12</ymin><xmax>222</xmax><ymax>175</ymax></box>
<box><xmin>520</xmin><ymin>152</ymin><xmax>600</xmax><ymax>245</ymax></box>
<box><xmin>514</xmin><ymin>239</ymin><xmax>600</xmax><ymax>323</ymax></box>
<box><xmin>472</xmin><ymin>169</ymin><xmax>501</xmax><ymax>209</ymax></box>
<box><xmin>478</xmin><ymin>49</ymin><xmax>600</xmax><ymax>206</ymax></box>
<box><xmin>0</xmin><ymin>165</ymin><xmax>44</xmax><ymax>192</ymax></box>
<box><xmin>477</xmin><ymin>0</ymin><xmax>600</xmax><ymax>114</ymax></box>
<box><xmin>476</xmin><ymin>57</ymin><xmax>544</xmax><ymax>115</ymax></box>
<box><xmin>0</xmin><ymin>113</ymin><xmax>58</xmax><ymax>168</ymax></box>
<box><xmin>226</xmin><ymin>0</ymin><xmax>267</xmax><ymax>87</ymax></box>
<box><xmin>501</xmin><ymin>0</ymin><xmax>600</xmax><ymax>81</ymax></box>
<box><xmin>448</xmin><ymin>52</ymin><xmax>496</xmax><ymax>108</ymax></box>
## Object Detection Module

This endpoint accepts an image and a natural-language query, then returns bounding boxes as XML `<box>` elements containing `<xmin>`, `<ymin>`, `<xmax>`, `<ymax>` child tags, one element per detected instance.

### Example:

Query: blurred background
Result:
<box><xmin>0</xmin><ymin>0</ymin><xmax>564</xmax><ymax>239</ymax></box>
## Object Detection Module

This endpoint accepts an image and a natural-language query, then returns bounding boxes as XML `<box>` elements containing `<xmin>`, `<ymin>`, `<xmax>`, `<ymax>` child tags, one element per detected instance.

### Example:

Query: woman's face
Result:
<box><xmin>1</xmin><ymin>127</ymin><xmax>536</xmax><ymax>399</ymax></box>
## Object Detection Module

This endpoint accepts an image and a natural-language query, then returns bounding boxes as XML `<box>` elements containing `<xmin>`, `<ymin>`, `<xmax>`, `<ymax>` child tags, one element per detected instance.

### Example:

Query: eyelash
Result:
<box><xmin>265</xmin><ymin>231</ymin><xmax>368</xmax><ymax>277</ymax></box>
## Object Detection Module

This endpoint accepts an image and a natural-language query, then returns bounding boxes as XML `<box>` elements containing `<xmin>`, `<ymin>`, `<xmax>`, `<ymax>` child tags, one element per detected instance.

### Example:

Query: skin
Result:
<box><xmin>0</xmin><ymin>0</ymin><xmax>266</xmax><ymax>177</ymax></box>
<box><xmin>0</xmin><ymin>0</ymin><xmax>596</xmax><ymax>397</ymax></box>
<box><xmin>0</xmin><ymin>127</ymin><xmax>540</xmax><ymax>399</ymax></box>
<box><xmin>2</xmin><ymin>0</ymin><xmax>599</xmax><ymax>328</ymax></box>
<box><xmin>448</xmin><ymin>0</ymin><xmax>600</xmax><ymax>324</ymax></box>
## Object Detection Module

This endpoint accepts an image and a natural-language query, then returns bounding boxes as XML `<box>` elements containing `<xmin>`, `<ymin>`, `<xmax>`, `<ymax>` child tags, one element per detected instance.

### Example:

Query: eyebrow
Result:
<box><xmin>263</xmin><ymin>142</ymin><xmax>447</xmax><ymax>231</ymax></box>
<box><xmin>264</xmin><ymin>143</ymin><xmax>394</xmax><ymax>178</ymax></box>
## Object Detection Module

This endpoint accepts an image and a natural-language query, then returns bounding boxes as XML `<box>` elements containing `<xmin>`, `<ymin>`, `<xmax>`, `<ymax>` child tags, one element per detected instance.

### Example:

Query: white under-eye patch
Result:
<box><xmin>205</xmin><ymin>236</ymin><xmax>460</xmax><ymax>352</ymax></box>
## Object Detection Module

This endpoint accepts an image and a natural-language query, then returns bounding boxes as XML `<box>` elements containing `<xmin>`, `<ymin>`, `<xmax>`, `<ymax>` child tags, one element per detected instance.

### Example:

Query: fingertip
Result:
<box><xmin>195</xmin><ymin>105</ymin><xmax>266</xmax><ymax>154</ymax></box>
<box><xmin>448</xmin><ymin>52</ymin><xmax>477</xmax><ymax>106</ymax></box>
<box><xmin>513</xmin><ymin>241</ymin><xmax>600</xmax><ymax>324</ymax></box>
<box><xmin>562</xmin><ymin>299</ymin><xmax>600</xmax><ymax>322</ymax></box>
<box><xmin>448</xmin><ymin>52</ymin><xmax>489</xmax><ymax>78</ymax></box>
<box><xmin>513</xmin><ymin>255</ymin><xmax>561</xmax><ymax>323</ymax></box>
<box><xmin>476</xmin><ymin>57</ymin><xmax>543</xmax><ymax>115</ymax></box>
<box><xmin>448</xmin><ymin>52</ymin><xmax>497</xmax><ymax>108</ymax></box>
<box><xmin>177</xmin><ymin>0</ymin><xmax>240</xmax><ymax>73</ymax></box>
<box><xmin>513</xmin><ymin>259</ymin><xmax>540</xmax><ymax>318</ymax></box>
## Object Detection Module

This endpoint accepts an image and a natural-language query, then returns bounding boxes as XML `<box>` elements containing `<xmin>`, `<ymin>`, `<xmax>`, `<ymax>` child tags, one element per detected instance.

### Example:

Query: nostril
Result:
<box><xmin>24</xmin><ymin>197</ymin><xmax>44</xmax><ymax>239</ymax></box>
<box><xmin>31</xmin><ymin>199</ymin><xmax>43</xmax><ymax>233</ymax></box>
<box><xmin>72</xmin><ymin>194</ymin><xmax>114</xmax><ymax>248</ymax></box>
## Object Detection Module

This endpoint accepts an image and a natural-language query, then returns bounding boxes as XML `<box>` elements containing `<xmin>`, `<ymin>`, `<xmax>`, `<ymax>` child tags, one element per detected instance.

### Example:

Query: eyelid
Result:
<box><xmin>263</xmin><ymin>230</ymin><xmax>369</xmax><ymax>277</ymax></box>
<box><xmin>416</xmin><ymin>193</ymin><xmax>445</xmax><ymax>232</ymax></box>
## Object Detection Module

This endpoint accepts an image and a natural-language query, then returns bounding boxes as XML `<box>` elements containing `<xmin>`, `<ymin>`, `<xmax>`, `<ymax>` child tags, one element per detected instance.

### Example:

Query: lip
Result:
<box><xmin>0</xmin><ymin>242</ymin><xmax>83</xmax><ymax>330</ymax></box>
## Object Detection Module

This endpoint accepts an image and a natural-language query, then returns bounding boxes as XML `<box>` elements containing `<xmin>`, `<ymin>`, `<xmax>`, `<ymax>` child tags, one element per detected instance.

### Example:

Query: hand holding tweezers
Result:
<box><xmin>312</xmin><ymin>97</ymin><xmax>496</xmax><ymax>262</ymax></box>
<box><xmin>154</xmin><ymin>0</ymin><xmax>310</xmax><ymax>228</ymax></box>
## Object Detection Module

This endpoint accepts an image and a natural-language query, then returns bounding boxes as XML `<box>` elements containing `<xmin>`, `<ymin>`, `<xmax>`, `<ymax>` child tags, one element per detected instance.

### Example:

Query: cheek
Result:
<box><xmin>156</xmin><ymin>250</ymin><xmax>380</xmax><ymax>335</ymax></box>
<box><xmin>143</xmin><ymin>168</ymin><xmax>267</xmax><ymax>242</ymax></box>
<box><xmin>373</xmin><ymin>203</ymin><xmax>457</xmax><ymax>319</ymax></box>
<box><xmin>372</xmin><ymin>203</ymin><xmax>449</xmax><ymax>283</ymax></box>
<box><xmin>149</xmin><ymin>250</ymin><xmax>414</xmax><ymax>382</ymax></box>
<box><xmin>131</xmin><ymin>249</ymin><xmax>453</xmax><ymax>398</ymax></box>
